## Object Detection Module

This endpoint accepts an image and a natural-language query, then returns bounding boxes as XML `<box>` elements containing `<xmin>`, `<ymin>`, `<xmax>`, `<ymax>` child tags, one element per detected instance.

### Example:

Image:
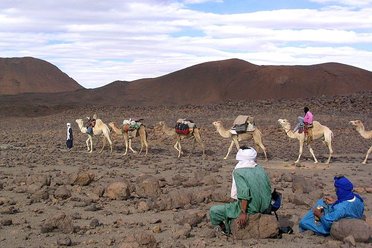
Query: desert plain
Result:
<box><xmin>0</xmin><ymin>92</ymin><xmax>371</xmax><ymax>248</ymax></box>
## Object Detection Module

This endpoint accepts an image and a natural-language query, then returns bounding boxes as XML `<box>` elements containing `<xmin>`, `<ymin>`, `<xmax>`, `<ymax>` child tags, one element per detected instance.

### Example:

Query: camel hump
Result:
<box><xmin>94</xmin><ymin>119</ymin><xmax>104</xmax><ymax>127</ymax></box>
<box><xmin>312</xmin><ymin>121</ymin><xmax>322</xmax><ymax>128</ymax></box>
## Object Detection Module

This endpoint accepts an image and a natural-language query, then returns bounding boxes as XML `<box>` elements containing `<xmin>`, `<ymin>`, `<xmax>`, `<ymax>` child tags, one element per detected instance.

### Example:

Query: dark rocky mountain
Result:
<box><xmin>1</xmin><ymin>58</ymin><xmax>371</xmax><ymax>108</ymax></box>
<box><xmin>0</xmin><ymin>57</ymin><xmax>82</xmax><ymax>95</ymax></box>
<box><xmin>112</xmin><ymin>59</ymin><xmax>372</xmax><ymax>104</ymax></box>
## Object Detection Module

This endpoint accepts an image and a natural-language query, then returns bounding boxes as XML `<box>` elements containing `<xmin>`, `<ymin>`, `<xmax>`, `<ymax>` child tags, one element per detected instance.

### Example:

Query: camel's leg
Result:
<box><xmin>123</xmin><ymin>134</ymin><xmax>129</xmax><ymax>155</ymax></box>
<box><xmin>107</xmin><ymin>135</ymin><xmax>113</xmax><ymax>154</ymax></box>
<box><xmin>224</xmin><ymin>140</ymin><xmax>235</xmax><ymax>160</ymax></box>
<box><xmin>128</xmin><ymin>139</ymin><xmax>137</xmax><ymax>154</ymax></box>
<box><xmin>173</xmin><ymin>138</ymin><xmax>182</xmax><ymax>158</ymax></box>
<box><xmin>143</xmin><ymin>135</ymin><xmax>149</xmax><ymax>156</ymax></box>
<box><xmin>258</xmin><ymin>143</ymin><xmax>268</xmax><ymax>161</ymax></box>
<box><xmin>253</xmin><ymin>135</ymin><xmax>268</xmax><ymax>161</ymax></box>
<box><xmin>308</xmin><ymin>144</ymin><xmax>318</xmax><ymax>164</ymax></box>
<box><xmin>295</xmin><ymin>140</ymin><xmax>304</xmax><ymax>163</ymax></box>
<box><xmin>86</xmin><ymin>136</ymin><xmax>93</xmax><ymax>153</ymax></box>
<box><xmin>99</xmin><ymin>136</ymin><xmax>106</xmax><ymax>153</ymax></box>
<box><xmin>138</xmin><ymin>132</ymin><xmax>148</xmax><ymax>155</ymax></box>
<box><xmin>194</xmin><ymin>132</ymin><xmax>205</xmax><ymax>158</ymax></box>
<box><xmin>324</xmin><ymin>141</ymin><xmax>333</xmax><ymax>164</ymax></box>
<box><xmin>362</xmin><ymin>145</ymin><xmax>372</xmax><ymax>164</ymax></box>
<box><xmin>138</xmin><ymin>137</ymin><xmax>144</xmax><ymax>155</ymax></box>
<box><xmin>85</xmin><ymin>137</ymin><xmax>90</xmax><ymax>152</ymax></box>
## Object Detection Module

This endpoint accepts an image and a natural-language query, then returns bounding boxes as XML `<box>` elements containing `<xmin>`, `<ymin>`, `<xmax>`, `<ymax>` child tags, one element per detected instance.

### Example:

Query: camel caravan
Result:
<box><xmin>73</xmin><ymin>113</ymin><xmax>371</xmax><ymax>165</ymax></box>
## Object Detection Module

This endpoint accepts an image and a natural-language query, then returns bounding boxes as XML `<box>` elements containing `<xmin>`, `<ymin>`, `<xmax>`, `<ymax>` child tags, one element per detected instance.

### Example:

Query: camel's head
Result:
<box><xmin>76</xmin><ymin>119</ymin><xmax>83</xmax><ymax>126</ymax></box>
<box><xmin>350</xmin><ymin>120</ymin><xmax>362</xmax><ymax>128</ymax></box>
<box><xmin>277</xmin><ymin>119</ymin><xmax>291</xmax><ymax>129</ymax></box>
<box><xmin>154</xmin><ymin>121</ymin><xmax>164</xmax><ymax>131</ymax></box>
<box><xmin>212</xmin><ymin>121</ymin><xmax>221</xmax><ymax>128</ymax></box>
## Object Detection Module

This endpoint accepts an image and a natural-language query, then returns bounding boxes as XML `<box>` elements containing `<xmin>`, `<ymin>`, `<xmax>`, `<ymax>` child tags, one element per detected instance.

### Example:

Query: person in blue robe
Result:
<box><xmin>299</xmin><ymin>176</ymin><xmax>364</xmax><ymax>236</ymax></box>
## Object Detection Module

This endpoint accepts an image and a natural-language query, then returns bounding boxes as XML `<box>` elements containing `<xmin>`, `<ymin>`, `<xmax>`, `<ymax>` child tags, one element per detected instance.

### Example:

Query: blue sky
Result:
<box><xmin>1</xmin><ymin>0</ymin><xmax>372</xmax><ymax>88</ymax></box>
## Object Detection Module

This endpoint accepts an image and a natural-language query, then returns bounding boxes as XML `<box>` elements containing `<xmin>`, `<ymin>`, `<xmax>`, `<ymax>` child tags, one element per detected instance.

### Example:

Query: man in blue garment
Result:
<box><xmin>299</xmin><ymin>176</ymin><xmax>364</xmax><ymax>236</ymax></box>
<box><xmin>209</xmin><ymin>146</ymin><xmax>272</xmax><ymax>235</ymax></box>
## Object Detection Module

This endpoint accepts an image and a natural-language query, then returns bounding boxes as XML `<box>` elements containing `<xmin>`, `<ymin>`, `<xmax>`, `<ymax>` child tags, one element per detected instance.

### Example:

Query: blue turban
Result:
<box><xmin>334</xmin><ymin>176</ymin><xmax>363</xmax><ymax>204</ymax></box>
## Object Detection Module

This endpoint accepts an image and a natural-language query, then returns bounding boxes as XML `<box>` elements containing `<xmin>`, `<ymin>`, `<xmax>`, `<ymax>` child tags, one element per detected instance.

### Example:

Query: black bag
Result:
<box><xmin>234</xmin><ymin>123</ymin><xmax>247</xmax><ymax>133</ymax></box>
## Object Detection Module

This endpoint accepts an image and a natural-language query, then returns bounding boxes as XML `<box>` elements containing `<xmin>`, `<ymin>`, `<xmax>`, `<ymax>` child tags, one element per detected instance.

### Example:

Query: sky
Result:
<box><xmin>1</xmin><ymin>0</ymin><xmax>372</xmax><ymax>88</ymax></box>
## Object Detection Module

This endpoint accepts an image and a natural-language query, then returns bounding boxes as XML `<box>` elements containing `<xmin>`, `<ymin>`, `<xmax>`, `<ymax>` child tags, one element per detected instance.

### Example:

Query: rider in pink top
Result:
<box><xmin>303</xmin><ymin>107</ymin><xmax>313</xmax><ymax>125</ymax></box>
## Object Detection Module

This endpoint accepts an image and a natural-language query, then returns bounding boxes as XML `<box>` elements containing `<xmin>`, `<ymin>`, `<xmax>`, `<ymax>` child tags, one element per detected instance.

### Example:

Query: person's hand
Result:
<box><xmin>313</xmin><ymin>207</ymin><xmax>324</xmax><ymax>219</ymax></box>
<box><xmin>324</xmin><ymin>196</ymin><xmax>336</xmax><ymax>205</ymax></box>
<box><xmin>237</xmin><ymin>213</ymin><xmax>247</xmax><ymax>228</ymax></box>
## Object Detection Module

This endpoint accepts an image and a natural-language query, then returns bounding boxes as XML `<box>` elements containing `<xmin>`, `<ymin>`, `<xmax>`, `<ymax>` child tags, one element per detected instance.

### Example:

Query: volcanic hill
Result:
<box><xmin>0</xmin><ymin>57</ymin><xmax>82</xmax><ymax>95</ymax></box>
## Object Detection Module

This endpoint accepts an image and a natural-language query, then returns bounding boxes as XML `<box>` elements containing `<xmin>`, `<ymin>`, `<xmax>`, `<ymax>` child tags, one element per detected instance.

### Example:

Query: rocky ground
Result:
<box><xmin>0</xmin><ymin>93</ymin><xmax>371</xmax><ymax>248</ymax></box>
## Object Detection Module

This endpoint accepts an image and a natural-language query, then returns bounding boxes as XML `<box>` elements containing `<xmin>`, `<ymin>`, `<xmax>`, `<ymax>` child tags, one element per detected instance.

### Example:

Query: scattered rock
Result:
<box><xmin>105</xmin><ymin>181</ymin><xmax>130</xmax><ymax>200</ymax></box>
<box><xmin>54</xmin><ymin>186</ymin><xmax>71</xmax><ymax>200</ymax></box>
<box><xmin>40</xmin><ymin>212</ymin><xmax>74</xmax><ymax>234</ymax></box>
<box><xmin>230</xmin><ymin>213</ymin><xmax>280</xmax><ymax>239</ymax></box>
<box><xmin>330</xmin><ymin>218</ymin><xmax>370</xmax><ymax>242</ymax></box>
<box><xmin>343</xmin><ymin>235</ymin><xmax>356</xmax><ymax>247</ymax></box>
<box><xmin>119</xmin><ymin>232</ymin><xmax>157</xmax><ymax>248</ymax></box>
<box><xmin>172</xmin><ymin>224</ymin><xmax>192</xmax><ymax>239</ymax></box>
<box><xmin>292</xmin><ymin>175</ymin><xmax>313</xmax><ymax>193</ymax></box>
<box><xmin>89</xmin><ymin>218</ymin><xmax>101</xmax><ymax>228</ymax></box>
<box><xmin>57</xmin><ymin>236</ymin><xmax>72</xmax><ymax>246</ymax></box>
<box><xmin>0</xmin><ymin>218</ymin><xmax>12</xmax><ymax>226</ymax></box>
<box><xmin>135</xmin><ymin>175</ymin><xmax>161</xmax><ymax>199</ymax></box>
<box><xmin>70</xmin><ymin>170</ymin><xmax>95</xmax><ymax>186</ymax></box>
<box><xmin>173</xmin><ymin>209</ymin><xmax>206</xmax><ymax>227</ymax></box>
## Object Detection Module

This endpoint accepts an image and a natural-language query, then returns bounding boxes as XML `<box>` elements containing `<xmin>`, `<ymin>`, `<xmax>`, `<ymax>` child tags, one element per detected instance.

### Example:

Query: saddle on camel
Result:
<box><xmin>175</xmin><ymin>119</ymin><xmax>196</xmax><ymax>135</ymax></box>
<box><xmin>230</xmin><ymin>115</ymin><xmax>256</xmax><ymax>134</ymax></box>
<box><xmin>122</xmin><ymin>118</ymin><xmax>143</xmax><ymax>138</ymax></box>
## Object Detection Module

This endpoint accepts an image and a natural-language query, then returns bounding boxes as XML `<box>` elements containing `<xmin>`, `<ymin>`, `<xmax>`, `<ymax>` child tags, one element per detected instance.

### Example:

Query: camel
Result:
<box><xmin>350</xmin><ymin>120</ymin><xmax>372</xmax><ymax>164</ymax></box>
<box><xmin>155</xmin><ymin>121</ymin><xmax>205</xmax><ymax>158</ymax></box>
<box><xmin>108</xmin><ymin>122</ymin><xmax>148</xmax><ymax>156</ymax></box>
<box><xmin>75</xmin><ymin>118</ymin><xmax>113</xmax><ymax>153</ymax></box>
<box><xmin>277</xmin><ymin>119</ymin><xmax>333</xmax><ymax>164</ymax></box>
<box><xmin>212</xmin><ymin>121</ymin><xmax>268</xmax><ymax>160</ymax></box>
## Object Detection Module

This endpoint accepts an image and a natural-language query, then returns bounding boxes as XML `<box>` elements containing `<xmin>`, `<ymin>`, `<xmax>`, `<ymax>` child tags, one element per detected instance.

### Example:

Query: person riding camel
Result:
<box><xmin>86</xmin><ymin>114</ymin><xmax>97</xmax><ymax>135</ymax></box>
<box><xmin>293</xmin><ymin>107</ymin><xmax>313</xmax><ymax>144</ymax></box>
<box><xmin>303</xmin><ymin>107</ymin><xmax>314</xmax><ymax>144</ymax></box>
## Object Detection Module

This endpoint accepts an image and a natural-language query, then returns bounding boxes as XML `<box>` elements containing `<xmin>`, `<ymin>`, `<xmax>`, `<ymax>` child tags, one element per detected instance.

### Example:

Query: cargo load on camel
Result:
<box><xmin>231</xmin><ymin>115</ymin><xmax>256</xmax><ymax>134</ymax></box>
<box><xmin>122</xmin><ymin>118</ymin><xmax>143</xmax><ymax>138</ymax></box>
<box><xmin>175</xmin><ymin>119</ymin><xmax>196</xmax><ymax>135</ymax></box>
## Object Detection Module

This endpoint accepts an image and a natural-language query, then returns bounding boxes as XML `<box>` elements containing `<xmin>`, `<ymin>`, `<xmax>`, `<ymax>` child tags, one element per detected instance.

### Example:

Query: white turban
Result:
<box><xmin>231</xmin><ymin>147</ymin><xmax>257</xmax><ymax>200</ymax></box>
<box><xmin>236</xmin><ymin>147</ymin><xmax>257</xmax><ymax>162</ymax></box>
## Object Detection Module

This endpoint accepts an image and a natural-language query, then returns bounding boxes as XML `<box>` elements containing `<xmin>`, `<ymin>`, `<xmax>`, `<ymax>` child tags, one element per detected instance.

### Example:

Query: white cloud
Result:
<box><xmin>0</xmin><ymin>0</ymin><xmax>371</xmax><ymax>88</ymax></box>
<box><xmin>310</xmin><ymin>0</ymin><xmax>372</xmax><ymax>7</ymax></box>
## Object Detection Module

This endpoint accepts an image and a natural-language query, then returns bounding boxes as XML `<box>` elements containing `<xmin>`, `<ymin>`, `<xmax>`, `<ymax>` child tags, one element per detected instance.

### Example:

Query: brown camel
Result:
<box><xmin>350</xmin><ymin>120</ymin><xmax>372</xmax><ymax>164</ymax></box>
<box><xmin>75</xmin><ymin>118</ymin><xmax>113</xmax><ymax>153</ymax></box>
<box><xmin>155</xmin><ymin>121</ymin><xmax>205</xmax><ymax>158</ymax></box>
<box><xmin>278</xmin><ymin>119</ymin><xmax>333</xmax><ymax>164</ymax></box>
<box><xmin>212</xmin><ymin>121</ymin><xmax>268</xmax><ymax>160</ymax></box>
<box><xmin>109</xmin><ymin>122</ymin><xmax>148</xmax><ymax>156</ymax></box>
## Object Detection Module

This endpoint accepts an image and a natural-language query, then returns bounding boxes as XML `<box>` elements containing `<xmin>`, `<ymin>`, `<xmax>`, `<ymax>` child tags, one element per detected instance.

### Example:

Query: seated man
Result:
<box><xmin>209</xmin><ymin>146</ymin><xmax>272</xmax><ymax>235</ymax></box>
<box><xmin>299</xmin><ymin>176</ymin><xmax>364</xmax><ymax>236</ymax></box>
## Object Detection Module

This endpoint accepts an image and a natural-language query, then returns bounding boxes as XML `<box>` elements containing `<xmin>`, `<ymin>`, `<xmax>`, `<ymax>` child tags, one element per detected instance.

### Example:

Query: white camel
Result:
<box><xmin>278</xmin><ymin>119</ymin><xmax>333</xmax><ymax>164</ymax></box>
<box><xmin>75</xmin><ymin>118</ymin><xmax>113</xmax><ymax>153</ymax></box>
<box><xmin>212</xmin><ymin>121</ymin><xmax>268</xmax><ymax>160</ymax></box>
<box><xmin>109</xmin><ymin>122</ymin><xmax>148</xmax><ymax>156</ymax></box>
<box><xmin>350</xmin><ymin>120</ymin><xmax>372</xmax><ymax>164</ymax></box>
<box><xmin>155</xmin><ymin>121</ymin><xmax>205</xmax><ymax>158</ymax></box>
